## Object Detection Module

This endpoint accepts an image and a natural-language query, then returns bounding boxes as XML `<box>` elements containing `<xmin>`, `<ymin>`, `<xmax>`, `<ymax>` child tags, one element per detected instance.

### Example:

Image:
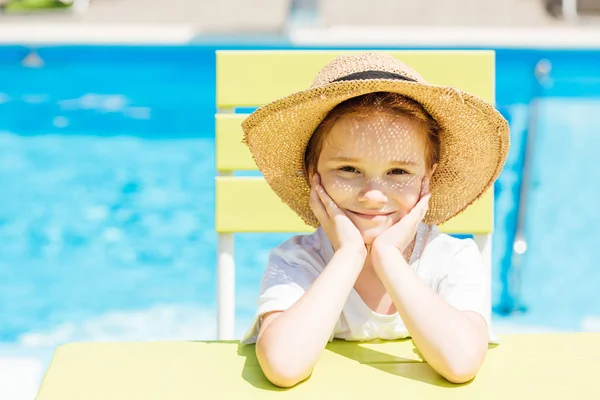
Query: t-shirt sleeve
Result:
<box><xmin>240</xmin><ymin>239</ymin><xmax>319</xmax><ymax>344</ymax></box>
<box><xmin>435</xmin><ymin>239</ymin><xmax>497</xmax><ymax>343</ymax></box>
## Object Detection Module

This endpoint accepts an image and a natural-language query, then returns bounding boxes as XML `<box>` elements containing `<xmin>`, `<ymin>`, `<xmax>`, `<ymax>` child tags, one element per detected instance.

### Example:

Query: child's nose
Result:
<box><xmin>358</xmin><ymin>184</ymin><xmax>388</xmax><ymax>205</ymax></box>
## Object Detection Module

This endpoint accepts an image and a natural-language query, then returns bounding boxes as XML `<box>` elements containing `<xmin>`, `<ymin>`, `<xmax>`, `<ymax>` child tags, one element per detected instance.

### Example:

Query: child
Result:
<box><xmin>239</xmin><ymin>52</ymin><xmax>510</xmax><ymax>387</ymax></box>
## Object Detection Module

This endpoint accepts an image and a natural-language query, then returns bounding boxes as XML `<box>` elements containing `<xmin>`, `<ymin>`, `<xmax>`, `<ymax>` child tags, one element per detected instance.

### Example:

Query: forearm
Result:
<box><xmin>371</xmin><ymin>245</ymin><xmax>488</xmax><ymax>383</ymax></box>
<box><xmin>256</xmin><ymin>246</ymin><xmax>366</xmax><ymax>387</ymax></box>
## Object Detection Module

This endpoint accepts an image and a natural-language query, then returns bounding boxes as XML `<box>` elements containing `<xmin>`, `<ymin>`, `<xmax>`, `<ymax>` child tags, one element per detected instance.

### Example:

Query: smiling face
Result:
<box><xmin>315</xmin><ymin>112</ymin><xmax>433</xmax><ymax>244</ymax></box>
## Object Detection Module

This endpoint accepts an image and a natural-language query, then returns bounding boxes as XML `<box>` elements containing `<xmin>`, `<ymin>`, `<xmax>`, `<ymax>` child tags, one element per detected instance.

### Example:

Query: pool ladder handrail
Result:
<box><xmin>506</xmin><ymin>59</ymin><xmax>552</xmax><ymax>313</ymax></box>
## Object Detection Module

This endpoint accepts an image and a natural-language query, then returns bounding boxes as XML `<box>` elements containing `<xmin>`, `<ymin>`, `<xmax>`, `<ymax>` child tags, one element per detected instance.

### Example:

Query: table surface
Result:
<box><xmin>35</xmin><ymin>333</ymin><xmax>600</xmax><ymax>400</ymax></box>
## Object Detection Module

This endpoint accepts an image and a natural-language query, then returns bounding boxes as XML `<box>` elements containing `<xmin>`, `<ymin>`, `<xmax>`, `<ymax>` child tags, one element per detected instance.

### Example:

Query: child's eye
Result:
<box><xmin>339</xmin><ymin>166</ymin><xmax>358</xmax><ymax>173</ymax></box>
<box><xmin>389</xmin><ymin>168</ymin><xmax>409</xmax><ymax>175</ymax></box>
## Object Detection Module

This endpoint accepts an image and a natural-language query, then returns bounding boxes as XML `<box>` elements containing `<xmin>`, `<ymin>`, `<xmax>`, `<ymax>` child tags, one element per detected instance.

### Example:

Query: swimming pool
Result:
<box><xmin>1</xmin><ymin>45</ymin><xmax>599</xmax><ymax>381</ymax></box>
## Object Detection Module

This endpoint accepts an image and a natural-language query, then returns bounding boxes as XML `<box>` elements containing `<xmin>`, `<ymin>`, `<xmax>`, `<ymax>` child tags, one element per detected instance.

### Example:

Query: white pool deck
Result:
<box><xmin>0</xmin><ymin>23</ymin><xmax>599</xmax><ymax>48</ymax></box>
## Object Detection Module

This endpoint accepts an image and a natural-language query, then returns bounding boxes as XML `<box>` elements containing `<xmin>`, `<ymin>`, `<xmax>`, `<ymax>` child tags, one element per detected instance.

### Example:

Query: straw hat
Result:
<box><xmin>242</xmin><ymin>52</ymin><xmax>510</xmax><ymax>228</ymax></box>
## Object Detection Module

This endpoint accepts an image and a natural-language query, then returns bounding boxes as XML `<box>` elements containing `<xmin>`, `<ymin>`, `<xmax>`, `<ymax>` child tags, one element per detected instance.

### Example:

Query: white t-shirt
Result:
<box><xmin>241</xmin><ymin>223</ymin><xmax>498</xmax><ymax>345</ymax></box>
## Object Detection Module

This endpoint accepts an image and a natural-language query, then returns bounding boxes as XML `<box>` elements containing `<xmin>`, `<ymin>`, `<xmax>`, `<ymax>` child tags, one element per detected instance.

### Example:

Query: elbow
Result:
<box><xmin>256</xmin><ymin>341</ymin><xmax>311</xmax><ymax>388</ymax></box>
<box><xmin>440</xmin><ymin>353</ymin><xmax>485</xmax><ymax>384</ymax></box>
<box><xmin>443</xmin><ymin>367</ymin><xmax>477</xmax><ymax>384</ymax></box>
<box><xmin>264</xmin><ymin>370</ymin><xmax>307</xmax><ymax>388</ymax></box>
<box><xmin>259</xmin><ymin>357</ymin><xmax>310</xmax><ymax>388</ymax></box>
<box><xmin>439</xmin><ymin>345</ymin><xmax>486</xmax><ymax>384</ymax></box>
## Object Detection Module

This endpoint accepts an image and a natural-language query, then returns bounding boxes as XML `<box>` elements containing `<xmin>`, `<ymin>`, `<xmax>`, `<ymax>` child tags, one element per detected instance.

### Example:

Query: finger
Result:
<box><xmin>377</xmin><ymin>193</ymin><xmax>430</xmax><ymax>250</ymax></box>
<box><xmin>415</xmin><ymin>193</ymin><xmax>431</xmax><ymax>221</ymax></box>
<box><xmin>313</xmin><ymin>173</ymin><xmax>321</xmax><ymax>187</ymax></box>
<box><xmin>316</xmin><ymin>184</ymin><xmax>342</xmax><ymax>218</ymax></box>
<box><xmin>412</xmin><ymin>192</ymin><xmax>431</xmax><ymax>215</ymax></box>
<box><xmin>309</xmin><ymin>184</ymin><xmax>328</xmax><ymax>223</ymax></box>
<box><xmin>420</xmin><ymin>176</ymin><xmax>430</xmax><ymax>198</ymax></box>
<box><xmin>399</xmin><ymin>193</ymin><xmax>431</xmax><ymax>228</ymax></box>
<box><xmin>403</xmin><ymin>195</ymin><xmax>430</xmax><ymax>236</ymax></box>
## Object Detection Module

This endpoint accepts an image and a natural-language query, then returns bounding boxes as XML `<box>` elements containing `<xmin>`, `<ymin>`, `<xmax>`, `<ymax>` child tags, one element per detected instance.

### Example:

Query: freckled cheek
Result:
<box><xmin>323</xmin><ymin>179</ymin><xmax>360</xmax><ymax>205</ymax></box>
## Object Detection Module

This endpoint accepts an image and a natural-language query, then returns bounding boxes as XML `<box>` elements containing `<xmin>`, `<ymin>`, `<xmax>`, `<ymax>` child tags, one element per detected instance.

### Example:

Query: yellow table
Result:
<box><xmin>36</xmin><ymin>333</ymin><xmax>600</xmax><ymax>400</ymax></box>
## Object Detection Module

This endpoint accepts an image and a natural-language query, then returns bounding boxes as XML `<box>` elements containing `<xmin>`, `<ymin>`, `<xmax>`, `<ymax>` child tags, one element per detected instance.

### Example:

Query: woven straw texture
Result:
<box><xmin>242</xmin><ymin>52</ymin><xmax>510</xmax><ymax>228</ymax></box>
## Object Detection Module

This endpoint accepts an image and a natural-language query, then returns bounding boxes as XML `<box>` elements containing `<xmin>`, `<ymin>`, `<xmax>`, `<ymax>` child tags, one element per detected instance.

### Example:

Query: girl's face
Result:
<box><xmin>315</xmin><ymin>112</ymin><xmax>435</xmax><ymax>245</ymax></box>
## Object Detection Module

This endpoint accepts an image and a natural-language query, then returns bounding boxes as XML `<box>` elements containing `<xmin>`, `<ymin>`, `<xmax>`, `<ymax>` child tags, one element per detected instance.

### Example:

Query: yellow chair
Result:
<box><xmin>215</xmin><ymin>50</ymin><xmax>496</xmax><ymax>340</ymax></box>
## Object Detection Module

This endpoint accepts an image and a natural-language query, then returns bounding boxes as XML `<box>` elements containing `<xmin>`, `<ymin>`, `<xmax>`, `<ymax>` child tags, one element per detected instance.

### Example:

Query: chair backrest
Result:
<box><xmin>214</xmin><ymin>50</ymin><xmax>497</xmax><ymax>340</ymax></box>
<box><xmin>215</xmin><ymin>50</ymin><xmax>495</xmax><ymax>236</ymax></box>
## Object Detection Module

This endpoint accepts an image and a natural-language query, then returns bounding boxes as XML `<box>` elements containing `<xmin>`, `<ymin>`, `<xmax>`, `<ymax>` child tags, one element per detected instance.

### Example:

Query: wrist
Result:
<box><xmin>336</xmin><ymin>244</ymin><xmax>368</xmax><ymax>260</ymax></box>
<box><xmin>371</xmin><ymin>236</ymin><xmax>413</xmax><ymax>258</ymax></box>
<box><xmin>370</xmin><ymin>241</ymin><xmax>400</xmax><ymax>256</ymax></box>
<box><xmin>370</xmin><ymin>244</ymin><xmax>408</xmax><ymax>270</ymax></box>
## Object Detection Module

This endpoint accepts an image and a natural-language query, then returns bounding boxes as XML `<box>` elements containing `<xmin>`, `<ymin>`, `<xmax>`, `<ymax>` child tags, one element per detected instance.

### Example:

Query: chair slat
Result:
<box><xmin>216</xmin><ymin>50</ymin><xmax>495</xmax><ymax>107</ymax></box>
<box><xmin>215</xmin><ymin>114</ymin><xmax>256</xmax><ymax>172</ymax></box>
<box><xmin>215</xmin><ymin>177</ymin><xmax>313</xmax><ymax>233</ymax></box>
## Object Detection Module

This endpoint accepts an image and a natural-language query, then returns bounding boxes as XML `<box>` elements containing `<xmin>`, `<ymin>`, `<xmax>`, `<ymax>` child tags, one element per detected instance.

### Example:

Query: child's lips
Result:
<box><xmin>348</xmin><ymin>210</ymin><xmax>394</xmax><ymax>220</ymax></box>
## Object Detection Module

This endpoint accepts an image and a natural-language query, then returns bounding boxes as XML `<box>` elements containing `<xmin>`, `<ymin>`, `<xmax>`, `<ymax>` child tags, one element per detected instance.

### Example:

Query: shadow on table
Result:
<box><xmin>326</xmin><ymin>339</ymin><xmax>471</xmax><ymax>388</ymax></box>
<box><xmin>235</xmin><ymin>339</ymin><xmax>491</xmax><ymax>390</ymax></box>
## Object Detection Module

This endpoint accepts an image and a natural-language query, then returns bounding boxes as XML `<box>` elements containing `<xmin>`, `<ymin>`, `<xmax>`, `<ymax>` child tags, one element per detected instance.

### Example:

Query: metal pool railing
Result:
<box><xmin>505</xmin><ymin>58</ymin><xmax>553</xmax><ymax>315</ymax></box>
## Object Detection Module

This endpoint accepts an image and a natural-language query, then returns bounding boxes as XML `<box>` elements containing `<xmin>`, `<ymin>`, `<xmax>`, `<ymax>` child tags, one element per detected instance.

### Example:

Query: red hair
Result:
<box><xmin>304</xmin><ymin>92</ymin><xmax>441</xmax><ymax>177</ymax></box>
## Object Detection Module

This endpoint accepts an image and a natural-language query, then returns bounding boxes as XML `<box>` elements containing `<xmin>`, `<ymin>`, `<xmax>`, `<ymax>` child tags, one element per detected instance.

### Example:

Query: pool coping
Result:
<box><xmin>1</xmin><ymin>24</ymin><xmax>600</xmax><ymax>49</ymax></box>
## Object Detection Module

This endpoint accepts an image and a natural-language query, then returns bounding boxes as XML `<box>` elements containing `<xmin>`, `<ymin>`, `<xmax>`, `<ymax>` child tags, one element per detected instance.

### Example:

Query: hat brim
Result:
<box><xmin>242</xmin><ymin>79</ymin><xmax>510</xmax><ymax>228</ymax></box>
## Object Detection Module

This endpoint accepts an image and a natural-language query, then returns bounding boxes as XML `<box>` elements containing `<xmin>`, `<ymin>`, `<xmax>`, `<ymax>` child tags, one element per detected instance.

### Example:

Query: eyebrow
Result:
<box><xmin>329</xmin><ymin>156</ymin><xmax>419</xmax><ymax>166</ymax></box>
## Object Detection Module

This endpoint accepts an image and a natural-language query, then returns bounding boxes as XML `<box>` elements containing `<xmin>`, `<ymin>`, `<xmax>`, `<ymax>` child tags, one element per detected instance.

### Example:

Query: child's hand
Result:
<box><xmin>371</xmin><ymin>177</ymin><xmax>431</xmax><ymax>253</ymax></box>
<box><xmin>309</xmin><ymin>173</ymin><xmax>366</xmax><ymax>254</ymax></box>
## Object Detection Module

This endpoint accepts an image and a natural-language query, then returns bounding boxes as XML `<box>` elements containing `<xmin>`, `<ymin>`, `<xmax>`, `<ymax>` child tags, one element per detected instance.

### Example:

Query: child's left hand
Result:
<box><xmin>371</xmin><ymin>177</ymin><xmax>431</xmax><ymax>253</ymax></box>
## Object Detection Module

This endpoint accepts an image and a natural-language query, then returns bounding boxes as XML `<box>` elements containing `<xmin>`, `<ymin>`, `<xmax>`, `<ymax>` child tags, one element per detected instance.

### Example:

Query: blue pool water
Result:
<box><xmin>1</xmin><ymin>46</ymin><xmax>600</xmax><ymax>357</ymax></box>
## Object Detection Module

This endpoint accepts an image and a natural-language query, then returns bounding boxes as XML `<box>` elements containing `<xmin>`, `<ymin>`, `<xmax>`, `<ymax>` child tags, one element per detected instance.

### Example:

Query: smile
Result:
<box><xmin>348</xmin><ymin>210</ymin><xmax>394</xmax><ymax>220</ymax></box>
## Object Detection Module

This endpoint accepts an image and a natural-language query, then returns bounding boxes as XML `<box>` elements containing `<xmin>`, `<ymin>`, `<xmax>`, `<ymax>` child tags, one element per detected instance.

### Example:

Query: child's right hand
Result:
<box><xmin>309</xmin><ymin>173</ymin><xmax>366</xmax><ymax>255</ymax></box>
